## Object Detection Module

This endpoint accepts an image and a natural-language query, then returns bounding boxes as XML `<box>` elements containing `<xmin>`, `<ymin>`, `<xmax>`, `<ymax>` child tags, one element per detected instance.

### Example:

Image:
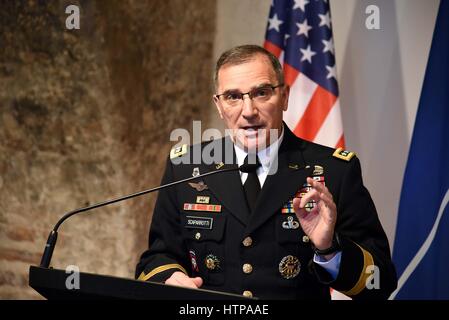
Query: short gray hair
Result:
<box><xmin>214</xmin><ymin>45</ymin><xmax>284</xmax><ymax>90</ymax></box>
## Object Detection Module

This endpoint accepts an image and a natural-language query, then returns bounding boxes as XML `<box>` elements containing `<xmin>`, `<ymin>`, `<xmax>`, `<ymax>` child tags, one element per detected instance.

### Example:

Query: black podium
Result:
<box><xmin>29</xmin><ymin>266</ymin><xmax>252</xmax><ymax>300</ymax></box>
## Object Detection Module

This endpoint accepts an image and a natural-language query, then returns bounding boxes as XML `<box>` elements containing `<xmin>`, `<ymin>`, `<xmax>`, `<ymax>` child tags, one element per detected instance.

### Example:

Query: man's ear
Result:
<box><xmin>213</xmin><ymin>96</ymin><xmax>224</xmax><ymax>119</ymax></box>
<box><xmin>282</xmin><ymin>85</ymin><xmax>290</xmax><ymax>111</ymax></box>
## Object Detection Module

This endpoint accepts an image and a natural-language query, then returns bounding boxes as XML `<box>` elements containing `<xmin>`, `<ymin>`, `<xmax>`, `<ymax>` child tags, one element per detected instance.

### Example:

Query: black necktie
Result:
<box><xmin>242</xmin><ymin>155</ymin><xmax>261</xmax><ymax>213</ymax></box>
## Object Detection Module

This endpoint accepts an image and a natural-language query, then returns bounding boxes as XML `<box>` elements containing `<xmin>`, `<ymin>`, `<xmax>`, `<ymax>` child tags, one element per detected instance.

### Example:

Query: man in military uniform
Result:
<box><xmin>135</xmin><ymin>45</ymin><xmax>397</xmax><ymax>299</ymax></box>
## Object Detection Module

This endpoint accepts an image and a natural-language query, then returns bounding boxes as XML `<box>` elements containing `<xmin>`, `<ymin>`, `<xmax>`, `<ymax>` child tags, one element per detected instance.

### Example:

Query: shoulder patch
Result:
<box><xmin>333</xmin><ymin>147</ymin><xmax>356</xmax><ymax>162</ymax></box>
<box><xmin>170</xmin><ymin>144</ymin><xmax>188</xmax><ymax>159</ymax></box>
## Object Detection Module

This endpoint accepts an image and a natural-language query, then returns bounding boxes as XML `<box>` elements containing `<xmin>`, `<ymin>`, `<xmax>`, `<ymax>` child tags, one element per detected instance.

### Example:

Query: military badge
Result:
<box><xmin>313</xmin><ymin>165</ymin><xmax>324</xmax><ymax>176</ymax></box>
<box><xmin>188</xmin><ymin>181</ymin><xmax>208</xmax><ymax>191</ymax></box>
<box><xmin>205</xmin><ymin>254</ymin><xmax>220</xmax><ymax>271</ymax></box>
<box><xmin>312</xmin><ymin>165</ymin><xmax>326</xmax><ymax>186</ymax></box>
<box><xmin>170</xmin><ymin>144</ymin><xmax>187</xmax><ymax>159</ymax></box>
<box><xmin>281</xmin><ymin>199</ymin><xmax>295</xmax><ymax>214</ymax></box>
<box><xmin>215</xmin><ymin>162</ymin><xmax>224</xmax><ymax>170</ymax></box>
<box><xmin>282</xmin><ymin>216</ymin><xmax>300</xmax><ymax>230</ymax></box>
<box><xmin>192</xmin><ymin>167</ymin><xmax>200</xmax><ymax>177</ymax></box>
<box><xmin>333</xmin><ymin>148</ymin><xmax>356</xmax><ymax>161</ymax></box>
<box><xmin>279</xmin><ymin>255</ymin><xmax>301</xmax><ymax>279</ymax></box>
<box><xmin>189</xmin><ymin>250</ymin><xmax>199</xmax><ymax>272</ymax></box>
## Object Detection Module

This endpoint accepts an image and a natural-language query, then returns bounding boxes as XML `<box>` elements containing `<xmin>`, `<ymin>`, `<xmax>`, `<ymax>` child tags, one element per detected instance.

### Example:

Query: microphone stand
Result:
<box><xmin>39</xmin><ymin>166</ymin><xmax>245</xmax><ymax>268</ymax></box>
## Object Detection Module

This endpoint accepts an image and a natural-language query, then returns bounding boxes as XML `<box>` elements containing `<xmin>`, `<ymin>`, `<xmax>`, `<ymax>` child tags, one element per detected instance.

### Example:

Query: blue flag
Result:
<box><xmin>391</xmin><ymin>0</ymin><xmax>449</xmax><ymax>299</ymax></box>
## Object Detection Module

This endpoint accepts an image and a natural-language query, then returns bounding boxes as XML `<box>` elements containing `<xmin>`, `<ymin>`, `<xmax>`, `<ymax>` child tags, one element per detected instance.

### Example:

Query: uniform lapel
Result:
<box><xmin>202</xmin><ymin>137</ymin><xmax>249</xmax><ymax>226</ymax></box>
<box><xmin>246</xmin><ymin>127</ymin><xmax>312</xmax><ymax>234</ymax></box>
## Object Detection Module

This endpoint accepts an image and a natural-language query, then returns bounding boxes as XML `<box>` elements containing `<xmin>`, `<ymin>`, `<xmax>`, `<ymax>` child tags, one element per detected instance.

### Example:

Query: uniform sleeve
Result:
<box><xmin>312</xmin><ymin>157</ymin><xmax>398</xmax><ymax>299</ymax></box>
<box><xmin>135</xmin><ymin>157</ymin><xmax>190</xmax><ymax>282</ymax></box>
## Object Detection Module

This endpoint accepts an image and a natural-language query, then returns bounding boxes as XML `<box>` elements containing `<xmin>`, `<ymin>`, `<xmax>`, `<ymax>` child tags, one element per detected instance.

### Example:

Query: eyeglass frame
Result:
<box><xmin>214</xmin><ymin>83</ymin><xmax>285</xmax><ymax>106</ymax></box>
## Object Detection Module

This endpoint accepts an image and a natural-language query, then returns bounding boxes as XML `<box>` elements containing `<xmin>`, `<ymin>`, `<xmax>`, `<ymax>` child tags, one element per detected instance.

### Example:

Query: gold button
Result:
<box><xmin>242</xmin><ymin>290</ymin><xmax>253</xmax><ymax>298</ymax></box>
<box><xmin>242</xmin><ymin>263</ymin><xmax>253</xmax><ymax>274</ymax></box>
<box><xmin>302</xmin><ymin>235</ymin><xmax>309</xmax><ymax>243</ymax></box>
<box><xmin>242</xmin><ymin>236</ymin><xmax>253</xmax><ymax>247</ymax></box>
<box><xmin>195</xmin><ymin>232</ymin><xmax>201</xmax><ymax>240</ymax></box>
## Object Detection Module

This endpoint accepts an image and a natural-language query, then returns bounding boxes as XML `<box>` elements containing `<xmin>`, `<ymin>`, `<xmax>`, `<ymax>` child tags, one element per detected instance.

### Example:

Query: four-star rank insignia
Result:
<box><xmin>333</xmin><ymin>147</ymin><xmax>356</xmax><ymax>161</ymax></box>
<box><xmin>170</xmin><ymin>144</ymin><xmax>188</xmax><ymax>159</ymax></box>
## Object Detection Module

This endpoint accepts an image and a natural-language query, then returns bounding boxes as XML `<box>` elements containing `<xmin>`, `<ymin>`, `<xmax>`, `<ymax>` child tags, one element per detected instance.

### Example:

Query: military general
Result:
<box><xmin>135</xmin><ymin>45</ymin><xmax>397</xmax><ymax>300</ymax></box>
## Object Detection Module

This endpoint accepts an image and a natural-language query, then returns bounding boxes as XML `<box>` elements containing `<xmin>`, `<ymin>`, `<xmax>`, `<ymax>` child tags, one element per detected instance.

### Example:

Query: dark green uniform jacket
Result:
<box><xmin>136</xmin><ymin>125</ymin><xmax>397</xmax><ymax>300</ymax></box>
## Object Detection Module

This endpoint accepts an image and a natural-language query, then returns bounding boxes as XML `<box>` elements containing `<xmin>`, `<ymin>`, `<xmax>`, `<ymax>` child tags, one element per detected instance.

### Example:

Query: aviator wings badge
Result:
<box><xmin>188</xmin><ymin>181</ymin><xmax>209</xmax><ymax>192</ymax></box>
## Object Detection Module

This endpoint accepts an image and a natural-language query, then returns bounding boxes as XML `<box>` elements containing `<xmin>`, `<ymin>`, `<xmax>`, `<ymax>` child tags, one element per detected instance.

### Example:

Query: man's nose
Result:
<box><xmin>241</xmin><ymin>95</ymin><xmax>258</xmax><ymax>118</ymax></box>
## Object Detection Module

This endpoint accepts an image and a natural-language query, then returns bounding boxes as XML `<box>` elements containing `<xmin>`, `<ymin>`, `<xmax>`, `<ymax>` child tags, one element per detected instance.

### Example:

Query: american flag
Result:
<box><xmin>264</xmin><ymin>0</ymin><xmax>345</xmax><ymax>148</ymax></box>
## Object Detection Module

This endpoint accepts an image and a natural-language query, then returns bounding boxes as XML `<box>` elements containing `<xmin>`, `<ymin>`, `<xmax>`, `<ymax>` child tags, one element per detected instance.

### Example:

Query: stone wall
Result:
<box><xmin>0</xmin><ymin>0</ymin><xmax>216</xmax><ymax>299</ymax></box>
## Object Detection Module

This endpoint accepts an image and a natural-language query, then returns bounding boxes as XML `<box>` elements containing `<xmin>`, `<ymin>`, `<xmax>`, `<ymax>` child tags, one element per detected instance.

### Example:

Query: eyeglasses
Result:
<box><xmin>215</xmin><ymin>84</ymin><xmax>284</xmax><ymax>108</ymax></box>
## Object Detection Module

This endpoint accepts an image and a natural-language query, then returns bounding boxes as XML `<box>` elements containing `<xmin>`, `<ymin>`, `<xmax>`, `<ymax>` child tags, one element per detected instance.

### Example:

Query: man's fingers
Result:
<box><xmin>305</xmin><ymin>178</ymin><xmax>335</xmax><ymax>205</ymax></box>
<box><xmin>307</xmin><ymin>177</ymin><xmax>328</xmax><ymax>194</ymax></box>
<box><xmin>299</xmin><ymin>188</ymin><xmax>319</xmax><ymax>208</ymax></box>
<box><xmin>165</xmin><ymin>272</ymin><xmax>202</xmax><ymax>289</ymax></box>
<box><xmin>319</xmin><ymin>192</ymin><xmax>335</xmax><ymax>209</ymax></box>
<box><xmin>295</xmin><ymin>178</ymin><xmax>336</xmax><ymax>215</ymax></box>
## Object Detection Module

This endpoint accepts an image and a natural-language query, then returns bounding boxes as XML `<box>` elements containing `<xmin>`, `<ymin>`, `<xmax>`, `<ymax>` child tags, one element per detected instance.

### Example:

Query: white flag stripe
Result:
<box><xmin>278</xmin><ymin>51</ymin><xmax>285</xmax><ymax>65</ymax></box>
<box><xmin>314</xmin><ymin>99</ymin><xmax>343</xmax><ymax>147</ymax></box>
<box><xmin>283</xmin><ymin>73</ymin><xmax>318</xmax><ymax>130</ymax></box>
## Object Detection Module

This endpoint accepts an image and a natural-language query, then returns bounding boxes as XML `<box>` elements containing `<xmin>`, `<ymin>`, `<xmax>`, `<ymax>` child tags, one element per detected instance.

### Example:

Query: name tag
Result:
<box><xmin>185</xmin><ymin>216</ymin><xmax>213</xmax><ymax>230</ymax></box>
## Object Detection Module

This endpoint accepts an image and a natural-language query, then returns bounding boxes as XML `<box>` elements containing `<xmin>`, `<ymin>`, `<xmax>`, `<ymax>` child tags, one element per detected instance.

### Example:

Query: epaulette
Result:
<box><xmin>332</xmin><ymin>147</ymin><xmax>356</xmax><ymax>162</ymax></box>
<box><xmin>170</xmin><ymin>144</ymin><xmax>188</xmax><ymax>159</ymax></box>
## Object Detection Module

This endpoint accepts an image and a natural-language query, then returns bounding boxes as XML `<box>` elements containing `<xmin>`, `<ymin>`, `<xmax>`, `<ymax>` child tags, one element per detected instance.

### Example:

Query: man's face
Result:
<box><xmin>214</xmin><ymin>55</ymin><xmax>289</xmax><ymax>152</ymax></box>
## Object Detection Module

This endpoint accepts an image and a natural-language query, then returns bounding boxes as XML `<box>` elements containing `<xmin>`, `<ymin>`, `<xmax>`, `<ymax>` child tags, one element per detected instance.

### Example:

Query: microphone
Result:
<box><xmin>39</xmin><ymin>163</ymin><xmax>246</xmax><ymax>268</ymax></box>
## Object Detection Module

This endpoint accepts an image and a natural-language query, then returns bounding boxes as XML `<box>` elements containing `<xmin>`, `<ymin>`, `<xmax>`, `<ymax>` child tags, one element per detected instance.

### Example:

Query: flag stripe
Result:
<box><xmin>264</xmin><ymin>40</ymin><xmax>282</xmax><ymax>58</ymax></box>
<box><xmin>283</xmin><ymin>63</ymin><xmax>299</xmax><ymax>87</ymax></box>
<box><xmin>335</xmin><ymin>134</ymin><xmax>345</xmax><ymax>150</ymax></box>
<box><xmin>293</xmin><ymin>86</ymin><xmax>337</xmax><ymax>141</ymax></box>
<box><xmin>283</xmin><ymin>72</ymin><xmax>317</xmax><ymax>130</ymax></box>
<box><xmin>314</xmin><ymin>99</ymin><xmax>343</xmax><ymax>147</ymax></box>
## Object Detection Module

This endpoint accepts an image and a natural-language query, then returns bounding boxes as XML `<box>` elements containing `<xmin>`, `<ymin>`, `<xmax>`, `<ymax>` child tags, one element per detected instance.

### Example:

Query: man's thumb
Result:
<box><xmin>191</xmin><ymin>277</ymin><xmax>203</xmax><ymax>287</ymax></box>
